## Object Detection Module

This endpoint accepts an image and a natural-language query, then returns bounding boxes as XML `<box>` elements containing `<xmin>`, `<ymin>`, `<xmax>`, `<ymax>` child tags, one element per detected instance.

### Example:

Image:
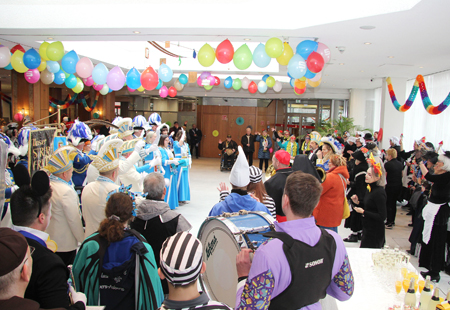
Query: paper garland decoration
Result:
<box><xmin>212</xmin><ymin>130</ymin><xmax>219</xmax><ymax>137</ymax></box>
<box><xmin>236</xmin><ymin>117</ymin><xmax>244</xmax><ymax>125</ymax></box>
<box><xmin>387</xmin><ymin>75</ymin><xmax>450</xmax><ymax>115</ymax></box>
<box><xmin>49</xmin><ymin>92</ymin><xmax>100</xmax><ymax>112</ymax></box>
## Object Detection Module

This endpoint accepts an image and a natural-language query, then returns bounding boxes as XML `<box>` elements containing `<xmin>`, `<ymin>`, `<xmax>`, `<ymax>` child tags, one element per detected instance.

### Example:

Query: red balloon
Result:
<box><xmin>214</xmin><ymin>76</ymin><xmax>220</xmax><ymax>86</ymax></box>
<box><xmin>168</xmin><ymin>86</ymin><xmax>177</xmax><ymax>97</ymax></box>
<box><xmin>11</xmin><ymin>44</ymin><xmax>25</xmax><ymax>54</ymax></box>
<box><xmin>248</xmin><ymin>81</ymin><xmax>257</xmax><ymax>94</ymax></box>
<box><xmin>140</xmin><ymin>66</ymin><xmax>159</xmax><ymax>90</ymax></box>
<box><xmin>306</xmin><ymin>52</ymin><xmax>324</xmax><ymax>73</ymax></box>
<box><xmin>216</xmin><ymin>39</ymin><xmax>234</xmax><ymax>64</ymax></box>
<box><xmin>294</xmin><ymin>87</ymin><xmax>306</xmax><ymax>95</ymax></box>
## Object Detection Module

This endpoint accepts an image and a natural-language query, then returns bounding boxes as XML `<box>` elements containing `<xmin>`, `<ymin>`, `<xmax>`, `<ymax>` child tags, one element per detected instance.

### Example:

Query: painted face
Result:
<box><xmin>365</xmin><ymin>167</ymin><xmax>380</xmax><ymax>183</ymax></box>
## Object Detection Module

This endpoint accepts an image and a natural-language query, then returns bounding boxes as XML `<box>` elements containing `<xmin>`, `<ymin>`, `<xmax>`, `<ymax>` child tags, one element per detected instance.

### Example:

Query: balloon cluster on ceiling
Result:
<box><xmin>197</xmin><ymin>38</ymin><xmax>330</xmax><ymax>95</ymax></box>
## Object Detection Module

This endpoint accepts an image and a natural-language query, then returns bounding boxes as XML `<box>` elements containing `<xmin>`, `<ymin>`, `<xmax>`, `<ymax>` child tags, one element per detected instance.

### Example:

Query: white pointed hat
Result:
<box><xmin>229</xmin><ymin>145</ymin><xmax>250</xmax><ymax>187</ymax></box>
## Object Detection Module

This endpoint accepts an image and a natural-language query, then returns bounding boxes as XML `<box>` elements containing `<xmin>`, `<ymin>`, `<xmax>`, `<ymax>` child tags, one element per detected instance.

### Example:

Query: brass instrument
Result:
<box><xmin>316</xmin><ymin>166</ymin><xmax>327</xmax><ymax>183</ymax></box>
<box><xmin>266</xmin><ymin>164</ymin><xmax>276</xmax><ymax>177</ymax></box>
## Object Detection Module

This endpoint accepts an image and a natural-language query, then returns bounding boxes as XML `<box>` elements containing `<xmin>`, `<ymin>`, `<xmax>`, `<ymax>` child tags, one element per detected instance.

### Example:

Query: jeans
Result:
<box><xmin>318</xmin><ymin>225</ymin><xmax>338</xmax><ymax>233</ymax></box>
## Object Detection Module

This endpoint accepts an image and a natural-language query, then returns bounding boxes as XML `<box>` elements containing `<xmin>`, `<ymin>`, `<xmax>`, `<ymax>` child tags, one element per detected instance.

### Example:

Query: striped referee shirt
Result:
<box><xmin>158</xmin><ymin>292</ymin><xmax>231</xmax><ymax>310</ymax></box>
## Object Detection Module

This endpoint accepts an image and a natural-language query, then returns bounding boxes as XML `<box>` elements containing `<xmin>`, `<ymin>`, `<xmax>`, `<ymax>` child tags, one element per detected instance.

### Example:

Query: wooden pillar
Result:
<box><xmin>11</xmin><ymin>71</ymin><xmax>32</xmax><ymax>121</ymax></box>
<box><xmin>103</xmin><ymin>92</ymin><xmax>115</xmax><ymax>121</ymax></box>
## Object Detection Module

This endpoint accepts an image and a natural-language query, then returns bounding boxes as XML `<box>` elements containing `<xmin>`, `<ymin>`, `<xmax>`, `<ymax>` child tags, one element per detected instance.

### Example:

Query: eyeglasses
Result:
<box><xmin>21</xmin><ymin>246</ymin><xmax>35</xmax><ymax>272</ymax></box>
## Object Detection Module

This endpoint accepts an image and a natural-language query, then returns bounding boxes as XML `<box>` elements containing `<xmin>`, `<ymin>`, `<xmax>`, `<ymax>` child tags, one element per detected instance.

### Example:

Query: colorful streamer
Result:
<box><xmin>49</xmin><ymin>92</ymin><xmax>100</xmax><ymax>112</ymax></box>
<box><xmin>387</xmin><ymin>75</ymin><xmax>450</xmax><ymax>115</ymax></box>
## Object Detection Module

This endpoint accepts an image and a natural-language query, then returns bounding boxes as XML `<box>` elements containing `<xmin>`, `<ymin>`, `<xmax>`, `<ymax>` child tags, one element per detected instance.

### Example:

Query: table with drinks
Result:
<box><xmin>334</xmin><ymin>247</ymin><xmax>448</xmax><ymax>310</ymax></box>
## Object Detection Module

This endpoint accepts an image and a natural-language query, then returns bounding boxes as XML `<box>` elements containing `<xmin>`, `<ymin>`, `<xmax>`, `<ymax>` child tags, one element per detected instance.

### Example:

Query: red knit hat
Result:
<box><xmin>275</xmin><ymin>150</ymin><xmax>290</xmax><ymax>165</ymax></box>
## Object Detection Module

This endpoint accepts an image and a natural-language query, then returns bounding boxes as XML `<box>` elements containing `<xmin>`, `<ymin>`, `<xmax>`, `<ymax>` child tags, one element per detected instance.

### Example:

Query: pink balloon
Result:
<box><xmin>316</xmin><ymin>42</ymin><xmax>331</xmax><ymax>63</ymax></box>
<box><xmin>159</xmin><ymin>85</ymin><xmax>168</xmax><ymax>98</ymax></box>
<box><xmin>83</xmin><ymin>76</ymin><xmax>94</xmax><ymax>86</ymax></box>
<box><xmin>24</xmin><ymin>68</ymin><xmax>40</xmax><ymax>84</ymax></box>
<box><xmin>197</xmin><ymin>76</ymin><xmax>203</xmax><ymax>87</ymax></box>
<box><xmin>93</xmin><ymin>83</ymin><xmax>104</xmax><ymax>91</ymax></box>
<box><xmin>127</xmin><ymin>86</ymin><xmax>135</xmax><ymax>92</ymax></box>
<box><xmin>310</xmin><ymin>71</ymin><xmax>322</xmax><ymax>82</ymax></box>
<box><xmin>199</xmin><ymin>71</ymin><xmax>211</xmax><ymax>80</ymax></box>
<box><xmin>107</xmin><ymin>66</ymin><xmax>126</xmax><ymax>91</ymax></box>
<box><xmin>207</xmin><ymin>75</ymin><xmax>215</xmax><ymax>86</ymax></box>
<box><xmin>76</xmin><ymin>57</ymin><xmax>94</xmax><ymax>78</ymax></box>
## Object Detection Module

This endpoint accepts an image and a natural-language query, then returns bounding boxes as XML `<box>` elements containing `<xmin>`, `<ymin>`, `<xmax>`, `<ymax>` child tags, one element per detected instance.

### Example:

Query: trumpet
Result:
<box><xmin>316</xmin><ymin>166</ymin><xmax>327</xmax><ymax>183</ymax></box>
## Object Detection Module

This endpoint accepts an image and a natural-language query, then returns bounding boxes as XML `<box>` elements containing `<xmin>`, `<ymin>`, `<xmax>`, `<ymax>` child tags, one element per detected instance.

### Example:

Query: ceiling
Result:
<box><xmin>0</xmin><ymin>0</ymin><xmax>449</xmax><ymax>99</ymax></box>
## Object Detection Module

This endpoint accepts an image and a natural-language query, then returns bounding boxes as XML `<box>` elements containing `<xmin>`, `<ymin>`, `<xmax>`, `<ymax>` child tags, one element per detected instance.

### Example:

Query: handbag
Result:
<box><xmin>338</xmin><ymin>174</ymin><xmax>350</xmax><ymax>219</ymax></box>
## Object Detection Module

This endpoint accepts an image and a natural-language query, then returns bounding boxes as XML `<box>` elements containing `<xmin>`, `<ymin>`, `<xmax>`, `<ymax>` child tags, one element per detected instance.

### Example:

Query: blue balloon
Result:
<box><xmin>287</xmin><ymin>72</ymin><xmax>293</xmax><ymax>79</ymax></box>
<box><xmin>296</xmin><ymin>40</ymin><xmax>318</xmax><ymax>59</ymax></box>
<box><xmin>258</xmin><ymin>81</ymin><xmax>268</xmax><ymax>93</ymax></box>
<box><xmin>253</xmin><ymin>43</ymin><xmax>271</xmax><ymax>68</ymax></box>
<box><xmin>47</xmin><ymin>60</ymin><xmax>60</xmax><ymax>74</ymax></box>
<box><xmin>126</xmin><ymin>67</ymin><xmax>141</xmax><ymax>90</ymax></box>
<box><xmin>262</xmin><ymin>74</ymin><xmax>270</xmax><ymax>82</ymax></box>
<box><xmin>92</xmin><ymin>63</ymin><xmax>109</xmax><ymax>85</ymax></box>
<box><xmin>23</xmin><ymin>49</ymin><xmax>41</xmax><ymax>70</ymax></box>
<box><xmin>287</xmin><ymin>54</ymin><xmax>307</xmax><ymax>79</ymax></box>
<box><xmin>158</xmin><ymin>63</ymin><xmax>173</xmax><ymax>83</ymax></box>
<box><xmin>108</xmin><ymin>87</ymin><xmax>113</xmax><ymax>93</ymax></box>
<box><xmin>290</xmin><ymin>78</ymin><xmax>295</xmax><ymax>88</ymax></box>
<box><xmin>54</xmin><ymin>70</ymin><xmax>66</xmax><ymax>85</ymax></box>
<box><xmin>61</xmin><ymin>50</ymin><xmax>79</xmax><ymax>74</ymax></box>
<box><xmin>155</xmin><ymin>79</ymin><xmax>163</xmax><ymax>90</ymax></box>
<box><xmin>179</xmin><ymin>74</ymin><xmax>188</xmax><ymax>85</ymax></box>
<box><xmin>304</xmin><ymin>69</ymin><xmax>316</xmax><ymax>79</ymax></box>
<box><xmin>65</xmin><ymin>74</ymin><xmax>77</xmax><ymax>89</ymax></box>
<box><xmin>224</xmin><ymin>76</ymin><xmax>233</xmax><ymax>89</ymax></box>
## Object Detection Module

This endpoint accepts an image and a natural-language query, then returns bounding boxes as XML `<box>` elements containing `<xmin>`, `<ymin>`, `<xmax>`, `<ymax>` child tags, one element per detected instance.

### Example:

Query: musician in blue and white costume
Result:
<box><xmin>67</xmin><ymin>119</ymin><xmax>93</xmax><ymax>187</ymax></box>
<box><xmin>16</xmin><ymin>125</ymin><xmax>37</xmax><ymax>169</ymax></box>
<box><xmin>118</xmin><ymin>138</ymin><xmax>161</xmax><ymax>193</ymax></box>
<box><xmin>132</xmin><ymin>115</ymin><xmax>148</xmax><ymax>139</ymax></box>
<box><xmin>158</xmin><ymin>135</ymin><xmax>185</xmax><ymax>210</ymax></box>
<box><xmin>0</xmin><ymin>132</ymin><xmax>20</xmax><ymax>228</ymax></box>
<box><xmin>148</xmin><ymin>112</ymin><xmax>161</xmax><ymax>133</ymax></box>
<box><xmin>173</xmin><ymin>129</ymin><xmax>191</xmax><ymax>203</ymax></box>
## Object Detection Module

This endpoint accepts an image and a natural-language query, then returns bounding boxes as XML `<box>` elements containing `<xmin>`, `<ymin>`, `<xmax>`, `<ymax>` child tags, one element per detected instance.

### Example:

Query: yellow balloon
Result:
<box><xmin>307</xmin><ymin>78</ymin><xmax>322</xmax><ymax>87</ymax></box>
<box><xmin>37</xmin><ymin>61</ymin><xmax>47</xmax><ymax>72</ymax></box>
<box><xmin>299</xmin><ymin>76</ymin><xmax>307</xmax><ymax>81</ymax></box>
<box><xmin>72</xmin><ymin>77</ymin><xmax>84</xmax><ymax>93</ymax></box>
<box><xmin>11</xmin><ymin>51</ymin><xmax>28</xmax><ymax>73</ymax></box>
<box><xmin>276</xmin><ymin>42</ymin><xmax>294</xmax><ymax>65</ymax></box>
<box><xmin>137</xmin><ymin>85</ymin><xmax>145</xmax><ymax>92</ymax></box>
<box><xmin>39</xmin><ymin>42</ymin><xmax>50</xmax><ymax>61</ymax></box>
<box><xmin>46</xmin><ymin>41</ymin><xmax>64</xmax><ymax>61</ymax></box>
<box><xmin>198</xmin><ymin>43</ymin><xmax>216</xmax><ymax>67</ymax></box>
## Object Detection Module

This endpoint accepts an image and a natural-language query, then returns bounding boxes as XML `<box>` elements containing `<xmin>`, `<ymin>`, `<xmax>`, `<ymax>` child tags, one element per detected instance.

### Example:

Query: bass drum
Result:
<box><xmin>197</xmin><ymin>211</ymin><xmax>275</xmax><ymax>307</ymax></box>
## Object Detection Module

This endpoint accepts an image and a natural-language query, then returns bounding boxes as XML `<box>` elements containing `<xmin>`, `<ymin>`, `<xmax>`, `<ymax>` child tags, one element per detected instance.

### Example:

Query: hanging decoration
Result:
<box><xmin>387</xmin><ymin>75</ymin><xmax>450</xmax><ymax>115</ymax></box>
<box><xmin>49</xmin><ymin>92</ymin><xmax>100</xmax><ymax>112</ymax></box>
<box><xmin>147</xmin><ymin>41</ymin><xmax>186</xmax><ymax>58</ymax></box>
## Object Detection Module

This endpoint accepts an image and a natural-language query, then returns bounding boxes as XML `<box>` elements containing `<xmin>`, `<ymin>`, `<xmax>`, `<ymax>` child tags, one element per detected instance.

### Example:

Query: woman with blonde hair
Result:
<box><xmin>316</xmin><ymin>136</ymin><xmax>343</xmax><ymax>172</ymax></box>
<box><xmin>313</xmin><ymin>154</ymin><xmax>349</xmax><ymax>232</ymax></box>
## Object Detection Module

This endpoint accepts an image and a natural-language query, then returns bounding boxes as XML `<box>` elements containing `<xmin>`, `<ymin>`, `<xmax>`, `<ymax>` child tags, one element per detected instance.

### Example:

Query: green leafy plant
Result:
<box><xmin>317</xmin><ymin>117</ymin><xmax>372</xmax><ymax>137</ymax></box>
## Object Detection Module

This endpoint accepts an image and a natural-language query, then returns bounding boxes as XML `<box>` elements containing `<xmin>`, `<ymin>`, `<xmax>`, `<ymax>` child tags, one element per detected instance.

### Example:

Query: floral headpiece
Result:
<box><xmin>367</xmin><ymin>153</ymin><xmax>382</xmax><ymax>176</ymax></box>
<box><xmin>106</xmin><ymin>184</ymin><xmax>146</xmax><ymax>217</ymax></box>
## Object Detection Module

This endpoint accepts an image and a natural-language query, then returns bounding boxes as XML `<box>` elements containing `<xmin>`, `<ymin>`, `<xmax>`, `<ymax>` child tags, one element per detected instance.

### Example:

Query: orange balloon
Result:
<box><xmin>294</xmin><ymin>79</ymin><xmax>306</xmax><ymax>89</ymax></box>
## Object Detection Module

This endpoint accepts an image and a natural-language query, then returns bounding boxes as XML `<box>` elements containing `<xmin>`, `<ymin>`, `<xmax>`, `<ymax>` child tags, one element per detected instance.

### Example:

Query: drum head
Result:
<box><xmin>198</xmin><ymin>218</ymin><xmax>240</xmax><ymax>307</ymax></box>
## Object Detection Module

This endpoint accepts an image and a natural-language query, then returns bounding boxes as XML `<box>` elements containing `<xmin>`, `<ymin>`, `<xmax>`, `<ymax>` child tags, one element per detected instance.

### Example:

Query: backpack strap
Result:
<box><xmin>89</xmin><ymin>234</ymin><xmax>110</xmax><ymax>306</ymax></box>
<box><xmin>262</xmin><ymin>231</ymin><xmax>295</xmax><ymax>249</ymax></box>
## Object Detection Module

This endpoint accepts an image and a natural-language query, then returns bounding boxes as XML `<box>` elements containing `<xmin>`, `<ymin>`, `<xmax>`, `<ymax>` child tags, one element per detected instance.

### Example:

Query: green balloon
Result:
<box><xmin>93</xmin><ymin>112</ymin><xmax>100</xmax><ymax>119</ymax></box>
<box><xmin>204</xmin><ymin>85</ymin><xmax>213</xmax><ymax>90</ymax></box>
<box><xmin>232</xmin><ymin>78</ymin><xmax>242</xmax><ymax>90</ymax></box>
<box><xmin>265</xmin><ymin>37</ymin><xmax>284</xmax><ymax>58</ymax></box>
<box><xmin>233</xmin><ymin>44</ymin><xmax>253</xmax><ymax>70</ymax></box>
<box><xmin>72</xmin><ymin>77</ymin><xmax>84</xmax><ymax>93</ymax></box>
<box><xmin>46</xmin><ymin>41</ymin><xmax>65</xmax><ymax>61</ymax></box>
<box><xmin>198</xmin><ymin>43</ymin><xmax>216</xmax><ymax>67</ymax></box>
<box><xmin>266</xmin><ymin>76</ymin><xmax>276</xmax><ymax>88</ymax></box>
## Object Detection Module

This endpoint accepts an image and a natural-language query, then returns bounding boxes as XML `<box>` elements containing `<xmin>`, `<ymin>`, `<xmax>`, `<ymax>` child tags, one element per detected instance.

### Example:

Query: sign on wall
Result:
<box><xmin>28</xmin><ymin>128</ymin><xmax>57</xmax><ymax>176</ymax></box>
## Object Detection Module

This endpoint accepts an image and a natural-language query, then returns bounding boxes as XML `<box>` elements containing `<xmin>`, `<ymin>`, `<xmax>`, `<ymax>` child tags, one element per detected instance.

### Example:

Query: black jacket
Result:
<box><xmin>264</xmin><ymin>167</ymin><xmax>293</xmax><ymax>216</ymax></box>
<box><xmin>360</xmin><ymin>183</ymin><xmax>387</xmax><ymax>248</ymax></box>
<box><xmin>189</xmin><ymin>128</ymin><xmax>202</xmax><ymax>144</ymax></box>
<box><xmin>218</xmin><ymin>140</ymin><xmax>238</xmax><ymax>152</ymax></box>
<box><xmin>241</xmin><ymin>134</ymin><xmax>256</xmax><ymax>153</ymax></box>
<box><xmin>385</xmin><ymin>159</ymin><xmax>403</xmax><ymax>188</ymax></box>
<box><xmin>25</xmin><ymin>238</ymin><xmax>72</xmax><ymax>309</ymax></box>
<box><xmin>0</xmin><ymin>296</ymin><xmax>84</xmax><ymax>310</ymax></box>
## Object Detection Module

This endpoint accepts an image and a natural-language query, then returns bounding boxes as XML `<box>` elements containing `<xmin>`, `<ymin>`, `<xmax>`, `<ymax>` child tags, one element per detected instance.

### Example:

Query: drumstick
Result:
<box><xmin>249</xmin><ymin>251</ymin><xmax>254</xmax><ymax>262</ymax></box>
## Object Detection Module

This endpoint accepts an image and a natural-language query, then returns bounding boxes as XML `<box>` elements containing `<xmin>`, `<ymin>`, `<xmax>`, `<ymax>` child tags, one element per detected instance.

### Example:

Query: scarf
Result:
<box><xmin>286</xmin><ymin>141</ymin><xmax>298</xmax><ymax>156</ymax></box>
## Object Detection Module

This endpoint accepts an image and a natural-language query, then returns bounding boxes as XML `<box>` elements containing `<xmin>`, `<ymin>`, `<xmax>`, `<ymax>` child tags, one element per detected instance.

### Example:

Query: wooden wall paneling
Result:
<box><xmin>201</xmin><ymin>113</ymin><xmax>224</xmax><ymax>158</ymax></box>
<box><xmin>202</xmin><ymin>105</ymin><xmax>229</xmax><ymax>115</ymax></box>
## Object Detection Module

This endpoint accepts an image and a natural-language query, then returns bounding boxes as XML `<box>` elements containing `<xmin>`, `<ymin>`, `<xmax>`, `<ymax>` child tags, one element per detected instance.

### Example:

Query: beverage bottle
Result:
<box><xmin>419</xmin><ymin>276</ymin><xmax>432</xmax><ymax>309</ymax></box>
<box><xmin>405</xmin><ymin>277</ymin><xmax>417</xmax><ymax>308</ymax></box>
<box><xmin>427</xmin><ymin>285</ymin><xmax>439</xmax><ymax>310</ymax></box>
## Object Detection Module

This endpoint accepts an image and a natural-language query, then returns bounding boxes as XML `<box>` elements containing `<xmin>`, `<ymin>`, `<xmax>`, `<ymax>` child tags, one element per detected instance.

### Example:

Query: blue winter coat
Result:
<box><xmin>209</xmin><ymin>192</ymin><xmax>271</xmax><ymax>216</ymax></box>
<box><xmin>255</xmin><ymin>135</ymin><xmax>272</xmax><ymax>159</ymax></box>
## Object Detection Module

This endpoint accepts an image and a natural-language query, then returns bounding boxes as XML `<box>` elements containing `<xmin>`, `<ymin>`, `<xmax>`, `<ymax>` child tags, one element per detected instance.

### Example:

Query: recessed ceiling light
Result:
<box><xmin>388</xmin><ymin>56</ymin><xmax>394</xmax><ymax>58</ymax></box>
<box><xmin>364</xmin><ymin>42</ymin><xmax>372</xmax><ymax>45</ymax></box>
<box><xmin>419</xmin><ymin>66</ymin><xmax>424</xmax><ymax>68</ymax></box>
<box><xmin>133</xmin><ymin>31</ymin><xmax>140</xmax><ymax>34</ymax></box>
<box><xmin>360</xmin><ymin>70</ymin><xmax>364</xmax><ymax>72</ymax></box>
<box><xmin>339</xmin><ymin>63</ymin><xmax>345</xmax><ymax>65</ymax></box>
<box><xmin>47</xmin><ymin>37</ymin><xmax>53</xmax><ymax>40</ymax></box>
<box><xmin>360</xmin><ymin>26</ymin><xmax>376</xmax><ymax>30</ymax></box>
<box><xmin>244</xmin><ymin>38</ymin><xmax>251</xmax><ymax>41</ymax></box>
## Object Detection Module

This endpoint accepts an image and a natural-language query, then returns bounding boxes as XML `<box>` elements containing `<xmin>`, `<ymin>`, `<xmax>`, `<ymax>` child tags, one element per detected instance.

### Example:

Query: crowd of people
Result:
<box><xmin>1</xmin><ymin>113</ymin><xmax>449</xmax><ymax>309</ymax></box>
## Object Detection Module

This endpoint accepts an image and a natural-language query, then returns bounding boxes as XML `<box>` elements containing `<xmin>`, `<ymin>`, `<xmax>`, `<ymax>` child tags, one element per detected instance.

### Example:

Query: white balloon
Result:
<box><xmin>100</xmin><ymin>84</ymin><xmax>109</xmax><ymax>95</ymax></box>
<box><xmin>273</xmin><ymin>81</ymin><xmax>282</xmax><ymax>92</ymax></box>
<box><xmin>310</xmin><ymin>71</ymin><xmax>322</xmax><ymax>82</ymax></box>
<box><xmin>41</xmin><ymin>69</ymin><xmax>54</xmax><ymax>85</ymax></box>
<box><xmin>241</xmin><ymin>77</ymin><xmax>250</xmax><ymax>90</ymax></box>
<box><xmin>0</xmin><ymin>46</ymin><xmax>11</xmax><ymax>68</ymax></box>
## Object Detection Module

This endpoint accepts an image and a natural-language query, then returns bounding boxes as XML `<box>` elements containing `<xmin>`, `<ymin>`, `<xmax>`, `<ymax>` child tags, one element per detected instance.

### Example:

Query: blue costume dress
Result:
<box><xmin>159</xmin><ymin>147</ymin><xmax>178</xmax><ymax>210</ymax></box>
<box><xmin>173</xmin><ymin>141</ymin><xmax>191</xmax><ymax>202</ymax></box>
<box><xmin>72</xmin><ymin>149</ymin><xmax>92</xmax><ymax>186</ymax></box>
<box><xmin>3</xmin><ymin>168</ymin><xmax>15</xmax><ymax>222</ymax></box>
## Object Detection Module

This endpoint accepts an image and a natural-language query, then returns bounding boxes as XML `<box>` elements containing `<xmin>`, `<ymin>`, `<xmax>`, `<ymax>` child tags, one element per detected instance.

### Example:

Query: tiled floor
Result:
<box><xmin>177</xmin><ymin>157</ymin><xmax>450</xmax><ymax>296</ymax></box>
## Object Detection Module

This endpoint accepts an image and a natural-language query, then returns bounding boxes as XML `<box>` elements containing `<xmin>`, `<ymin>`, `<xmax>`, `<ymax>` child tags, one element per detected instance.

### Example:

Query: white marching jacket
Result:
<box><xmin>118</xmin><ymin>151</ymin><xmax>144</xmax><ymax>193</ymax></box>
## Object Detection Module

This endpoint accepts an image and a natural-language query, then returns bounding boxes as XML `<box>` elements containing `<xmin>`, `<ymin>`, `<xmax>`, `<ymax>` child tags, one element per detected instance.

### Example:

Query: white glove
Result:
<box><xmin>170</xmin><ymin>131</ymin><xmax>175</xmax><ymax>137</ymax></box>
<box><xmin>167</xmin><ymin>159</ymin><xmax>179</xmax><ymax>165</ymax></box>
<box><xmin>146</xmin><ymin>144</ymin><xmax>158</xmax><ymax>154</ymax></box>
<box><xmin>149</xmin><ymin>157</ymin><xmax>161</xmax><ymax>168</ymax></box>
<box><xmin>11</xmin><ymin>185</ymin><xmax>19</xmax><ymax>194</ymax></box>
<box><xmin>164</xmin><ymin>178</ymin><xmax>170</xmax><ymax>187</ymax></box>
<box><xmin>138</xmin><ymin>149</ymin><xmax>147</xmax><ymax>159</ymax></box>
<box><xmin>134</xmin><ymin>140</ymin><xmax>145</xmax><ymax>153</ymax></box>
<box><xmin>69</xmin><ymin>286</ymin><xmax>87</xmax><ymax>306</ymax></box>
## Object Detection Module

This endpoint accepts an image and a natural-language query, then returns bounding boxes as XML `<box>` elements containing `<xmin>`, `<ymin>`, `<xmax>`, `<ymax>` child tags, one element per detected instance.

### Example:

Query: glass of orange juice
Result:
<box><xmin>403</xmin><ymin>279</ymin><xmax>410</xmax><ymax>292</ymax></box>
<box><xmin>395</xmin><ymin>280</ymin><xmax>402</xmax><ymax>294</ymax></box>
<box><xmin>401</xmin><ymin>268</ymin><xmax>408</xmax><ymax>279</ymax></box>
<box><xmin>418</xmin><ymin>280</ymin><xmax>425</xmax><ymax>293</ymax></box>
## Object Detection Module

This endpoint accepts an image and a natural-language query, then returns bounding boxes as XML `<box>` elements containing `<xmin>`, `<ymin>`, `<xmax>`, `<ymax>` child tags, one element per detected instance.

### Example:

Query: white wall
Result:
<box><xmin>349</xmin><ymin>89</ymin><xmax>367</xmax><ymax>128</ymax></box>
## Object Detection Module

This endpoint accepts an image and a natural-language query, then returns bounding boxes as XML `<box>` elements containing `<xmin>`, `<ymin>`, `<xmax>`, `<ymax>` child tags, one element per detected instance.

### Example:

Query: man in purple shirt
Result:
<box><xmin>235</xmin><ymin>171</ymin><xmax>354</xmax><ymax>309</ymax></box>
